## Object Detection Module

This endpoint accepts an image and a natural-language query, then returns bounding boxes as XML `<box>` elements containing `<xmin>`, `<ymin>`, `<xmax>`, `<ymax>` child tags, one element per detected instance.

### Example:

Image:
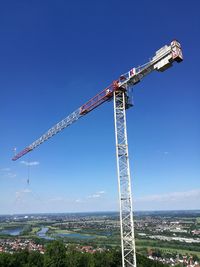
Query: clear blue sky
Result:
<box><xmin>0</xmin><ymin>0</ymin><xmax>199</xmax><ymax>214</ymax></box>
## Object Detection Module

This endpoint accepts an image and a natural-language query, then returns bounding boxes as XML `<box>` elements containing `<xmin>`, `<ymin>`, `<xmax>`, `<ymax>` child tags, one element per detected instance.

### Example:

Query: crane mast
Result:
<box><xmin>114</xmin><ymin>89</ymin><xmax>136</xmax><ymax>267</ymax></box>
<box><xmin>12</xmin><ymin>40</ymin><xmax>183</xmax><ymax>267</ymax></box>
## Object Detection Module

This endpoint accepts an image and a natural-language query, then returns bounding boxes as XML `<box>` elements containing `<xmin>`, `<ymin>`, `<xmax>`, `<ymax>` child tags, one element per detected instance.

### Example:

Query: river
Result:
<box><xmin>0</xmin><ymin>227</ymin><xmax>23</xmax><ymax>236</ymax></box>
<box><xmin>37</xmin><ymin>227</ymin><xmax>98</xmax><ymax>240</ymax></box>
<box><xmin>36</xmin><ymin>227</ymin><xmax>54</xmax><ymax>240</ymax></box>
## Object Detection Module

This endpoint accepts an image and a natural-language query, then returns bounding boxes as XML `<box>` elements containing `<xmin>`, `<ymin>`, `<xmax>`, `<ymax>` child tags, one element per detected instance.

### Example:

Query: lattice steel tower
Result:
<box><xmin>114</xmin><ymin>89</ymin><xmax>136</xmax><ymax>267</ymax></box>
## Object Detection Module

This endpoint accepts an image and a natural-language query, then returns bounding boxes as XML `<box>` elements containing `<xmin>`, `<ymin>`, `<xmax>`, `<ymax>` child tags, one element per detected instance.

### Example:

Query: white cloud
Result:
<box><xmin>49</xmin><ymin>197</ymin><xmax>63</xmax><ymax>202</ymax></box>
<box><xmin>135</xmin><ymin>189</ymin><xmax>200</xmax><ymax>210</ymax></box>
<box><xmin>136</xmin><ymin>189</ymin><xmax>200</xmax><ymax>203</ymax></box>
<box><xmin>20</xmin><ymin>161</ymin><xmax>40</xmax><ymax>166</ymax></box>
<box><xmin>0</xmin><ymin>168</ymin><xmax>16</xmax><ymax>178</ymax></box>
<box><xmin>7</xmin><ymin>173</ymin><xmax>17</xmax><ymax>178</ymax></box>
<box><xmin>16</xmin><ymin>189</ymin><xmax>31</xmax><ymax>195</ymax></box>
<box><xmin>23</xmin><ymin>189</ymin><xmax>31</xmax><ymax>193</ymax></box>
<box><xmin>97</xmin><ymin>190</ymin><xmax>106</xmax><ymax>194</ymax></box>
<box><xmin>87</xmin><ymin>190</ymin><xmax>106</xmax><ymax>199</ymax></box>
<box><xmin>75</xmin><ymin>199</ymin><xmax>83</xmax><ymax>203</ymax></box>
<box><xmin>87</xmin><ymin>194</ymin><xmax>101</xmax><ymax>199</ymax></box>
<box><xmin>15</xmin><ymin>189</ymin><xmax>31</xmax><ymax>200</ymax></box>
<box><xmin>0</xmin><ymin>171</ymin><xmax>17</xmax><ymax>179</ymax></box>
<box><xmin>75</xmin><ymin>190</ymin><xmax>106</xmax><ymax>203</ymax></box>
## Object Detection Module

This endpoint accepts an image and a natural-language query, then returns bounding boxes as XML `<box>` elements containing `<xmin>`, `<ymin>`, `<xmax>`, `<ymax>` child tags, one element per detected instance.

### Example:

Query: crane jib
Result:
<box><xmin>79</xmin><ymin>81</ymin><xmax>118</xmax><ymax>115</ymax></box>
<box><xmin>12</xmin><ymin>40</ymin><xmax>183</xmax><ymax>162</ymax></box>
<box><xmin>12</xmin><ymin>147</ymin><xmax>32</xmax><ymax>161</ymax></box>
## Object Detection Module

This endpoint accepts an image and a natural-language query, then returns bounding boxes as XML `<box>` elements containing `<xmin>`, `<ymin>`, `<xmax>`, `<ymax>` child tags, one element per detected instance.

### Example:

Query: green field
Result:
<box><xmin>137</xmin><ymin>245</ymin><xmax>200</xmax><ymax>258</ymax></box>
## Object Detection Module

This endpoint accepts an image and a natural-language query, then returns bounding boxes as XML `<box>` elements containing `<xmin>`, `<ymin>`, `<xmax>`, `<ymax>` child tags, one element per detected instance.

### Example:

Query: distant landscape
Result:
<box><xmin>0</xmin><ymin>210</ymin><xmax>200</xmax><ymax>266</ymax></box>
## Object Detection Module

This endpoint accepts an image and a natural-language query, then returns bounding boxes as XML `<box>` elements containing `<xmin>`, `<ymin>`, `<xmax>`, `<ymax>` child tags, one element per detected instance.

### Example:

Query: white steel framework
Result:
<box><xmin>114</xmin><ymin>90</ymin><xmax>136</xmax><ymax>267</ymax></box>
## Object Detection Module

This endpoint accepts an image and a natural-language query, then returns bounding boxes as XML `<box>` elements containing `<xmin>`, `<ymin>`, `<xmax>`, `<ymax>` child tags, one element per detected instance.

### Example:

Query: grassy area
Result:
<box><xmin>137</xmin><ymin>245</ymin><xmax>200</xmax><ymax>258</ymax></box>
<box><xmin>48</xmin><ymin>226</ymin><xmax>57</xmax><ymax>230</ymax></box>
<box><xmin>135</xmin><ymin>238</ymin><xmax>200</xmax><ymax>259</ymax></box>
<box><xmin>29</xmin><ymin>227</ymin><xmax>41</xmax><ymax>235</ymax></box>
<box><xmin>52</xmin><ymin>229</ymin><xmax>108</xmax><ymax>239</ymax></box>
<box><xmin>54</xmin><ymin>229</ymin><xmax>73</xmax><ymax>234</ymax></box>
<box><xmin>0</xmin><ymin>223</ymin><xmax>24</xmax><ymax>229</ymax></box>
<box><xmin>196</xmin><ymin>217</ymin><xmax>200</xmax><ymax>223</ymax></box>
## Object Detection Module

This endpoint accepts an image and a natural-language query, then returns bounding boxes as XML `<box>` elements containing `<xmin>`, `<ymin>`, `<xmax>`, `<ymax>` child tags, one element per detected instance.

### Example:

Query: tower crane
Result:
<box><xmin>12</xmin><ymin>40</ymin><xmax>183</xmax><ymax>267</ymax></box>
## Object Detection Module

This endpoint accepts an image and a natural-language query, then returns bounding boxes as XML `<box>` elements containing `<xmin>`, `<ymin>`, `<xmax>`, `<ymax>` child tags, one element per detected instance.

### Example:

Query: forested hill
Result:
<box><xmin>0</xmin><ymin>240</ymin><xmax>173</xmax><ymax>267</ymax></box>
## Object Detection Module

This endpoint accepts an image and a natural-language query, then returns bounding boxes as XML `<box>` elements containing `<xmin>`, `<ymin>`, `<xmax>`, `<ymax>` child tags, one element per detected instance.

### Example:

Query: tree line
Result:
<box><xmin>0</xmin><ymin>240</ymin><xmax>170</xmax><ymax>267</ymax></box>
